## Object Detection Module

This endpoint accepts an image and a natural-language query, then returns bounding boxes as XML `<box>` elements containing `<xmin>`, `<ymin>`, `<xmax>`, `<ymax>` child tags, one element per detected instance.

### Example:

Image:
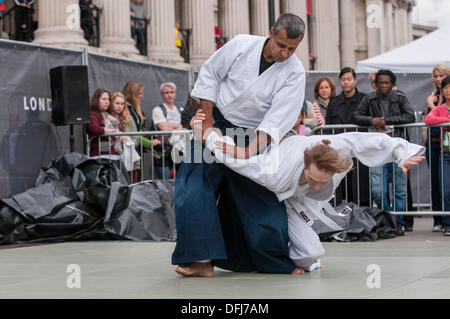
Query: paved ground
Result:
<box><xmin>0</xmin><ymin>216</ymin><xmax>449</xmax><ymax>299</ymax></box>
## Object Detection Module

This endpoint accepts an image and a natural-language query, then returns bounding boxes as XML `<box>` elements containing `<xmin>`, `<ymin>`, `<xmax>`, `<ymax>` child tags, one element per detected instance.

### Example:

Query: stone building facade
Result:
<box><xmin>2</xmin><ymin>0</ymin><xmax>415</xmax><ymax>71</ymax></box>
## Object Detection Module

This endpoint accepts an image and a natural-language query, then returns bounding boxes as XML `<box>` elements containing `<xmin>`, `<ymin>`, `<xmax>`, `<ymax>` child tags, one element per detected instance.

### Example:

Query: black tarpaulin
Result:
<box><xmin>312</xmin><ymin>202</ymin><xmax>397</xmax><ymax>242</ymax></box>
<box><xmin>0</xmin><ymin>153</ymin><xmax>176</xmax><ymax>245</ymax></box>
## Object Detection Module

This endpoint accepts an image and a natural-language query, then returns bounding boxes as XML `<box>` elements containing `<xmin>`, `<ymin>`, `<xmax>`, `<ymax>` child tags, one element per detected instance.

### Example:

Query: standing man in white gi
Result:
<box><xmin>172</xmin><ymin>13</ymin><xmax>306</xmax><ymax>276</ymax></box>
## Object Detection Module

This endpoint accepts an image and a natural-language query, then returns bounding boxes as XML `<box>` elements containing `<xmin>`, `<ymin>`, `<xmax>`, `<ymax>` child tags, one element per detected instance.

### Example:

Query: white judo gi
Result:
<box><xmin>205</xmin><ymin>132</ymin><xmax>426</xmax><ymax>271</ymax></box>
<box><xmin>191</xmin><ymin>34</ymin><xmax>305</xmax><ymax>143</ymax></box>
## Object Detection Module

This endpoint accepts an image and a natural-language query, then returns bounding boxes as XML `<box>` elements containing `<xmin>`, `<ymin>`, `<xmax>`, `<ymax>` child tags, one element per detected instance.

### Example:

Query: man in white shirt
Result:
<box><xmin>172</xmin><ymin>13</ymin><xmax>307</xmax><ymax>277</ymax></box>
<box><xmin>152</xmin><ymin>82</ymin><xmax>183</xmax><ymax>131</ymax></box>
<box><xmin>152</xmin><ymin>82</ymin><xmax>183</xmax><ymax>179</ymax></box>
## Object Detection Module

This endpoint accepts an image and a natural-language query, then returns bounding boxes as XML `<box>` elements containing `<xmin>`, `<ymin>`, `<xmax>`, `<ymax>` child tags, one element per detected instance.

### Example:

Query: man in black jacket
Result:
<box><xmin>353</xmin><ymin>69</ymin><xmax>416</xmax><ymax>235</ymax></box>
<box><xmin>14</xmin><ymin>0</ymin><xmax>35</xmax><ymax>42</ymax></box>
<box><xmin>326</xmin><ymin>67</ymin><xmax>369</xmax><ymax>206</ymax></box>
<box><xmin>326</xmin><ymin>67</ymin><xmax>366</xmax><ymax>126</ymax></box>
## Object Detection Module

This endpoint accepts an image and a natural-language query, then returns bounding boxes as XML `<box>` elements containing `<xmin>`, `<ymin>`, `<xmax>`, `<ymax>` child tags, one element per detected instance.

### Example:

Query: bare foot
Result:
<box><xmin>175</xmin><ymin>262</ymin><xmax>214</xmax><ymax>277</ymax></box>
<box><xmin>320</xmin><ymin>265</ymin><xmax>324</xmax><ymax>269</ymax></box>
<box><xmin>291</xmin><ymin>268</ymin><xmax>305</xmax><ymax>275</ymax></box>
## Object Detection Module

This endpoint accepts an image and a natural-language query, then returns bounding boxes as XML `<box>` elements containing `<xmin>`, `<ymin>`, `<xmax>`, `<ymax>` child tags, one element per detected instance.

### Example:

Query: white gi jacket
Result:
<box><xmin>191</xmin><ymin>34</ymin><xmax>306</xmax><ymax>144</ymax></box>
<box><xmin>205</xmin><ymin>132</ymin><xmax>426</xmax><ymax>271</ymax></box>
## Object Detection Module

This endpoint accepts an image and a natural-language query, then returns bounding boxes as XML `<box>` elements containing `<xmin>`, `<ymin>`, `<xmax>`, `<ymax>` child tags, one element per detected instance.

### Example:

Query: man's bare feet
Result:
<box><xmin>291</xmin><ymin>268</ymin><xmax>305</xmax><ymax>275</ymax></box>
<box><xmin>175</xmin><ymin>262</ymin><xmax>214</xmax><ymax>277</ymax></box>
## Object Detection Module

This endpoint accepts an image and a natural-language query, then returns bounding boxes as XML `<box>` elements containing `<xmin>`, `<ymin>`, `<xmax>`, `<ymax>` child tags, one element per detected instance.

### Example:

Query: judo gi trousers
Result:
<box><xmin>171</xmin><ymin>108</ymin><xmax>296</xmax><ymax>274</ymax></box>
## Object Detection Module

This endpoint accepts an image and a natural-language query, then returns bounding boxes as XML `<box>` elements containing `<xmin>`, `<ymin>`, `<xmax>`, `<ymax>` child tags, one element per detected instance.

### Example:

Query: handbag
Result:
<box><xmin>121</xmin><ymin>140</ymin><xmax>141</xmax><ymax>171</ymax></box>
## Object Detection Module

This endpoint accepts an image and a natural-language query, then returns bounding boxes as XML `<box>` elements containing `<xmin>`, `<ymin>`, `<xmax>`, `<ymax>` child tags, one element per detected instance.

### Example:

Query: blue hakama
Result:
<box><xmin>171</xmin><ymin>108</ymin><xmax>296</xmax><ymax>274</ymax></box>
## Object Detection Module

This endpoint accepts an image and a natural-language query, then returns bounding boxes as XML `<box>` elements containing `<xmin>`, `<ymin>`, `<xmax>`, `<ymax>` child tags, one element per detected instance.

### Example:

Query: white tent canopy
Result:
<box><xmin>356</xmin><ymin>24</ymin><xmax>450</xmax><ymax>73</ymax></box>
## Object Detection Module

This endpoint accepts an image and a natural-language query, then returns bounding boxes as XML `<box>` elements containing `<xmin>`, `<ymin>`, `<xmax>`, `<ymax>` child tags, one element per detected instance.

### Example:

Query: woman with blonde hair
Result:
<box><xmin>121</xmin><ymin>82</ymin><xmax>161</xmax><ymax>182</ymax></box>
<box><xmin>425</xmin><ymin>64</ymin><xmax>450</xmax><ymax>114</ymax></box>
<box><xmin>104</xmin><ymin>91</ymin><xmax>130</xmax><ymax>154</ymax></box>
<box><xmin>123</xmin><ymin>80</ymin><xmax>146</xmax><ymax>124</ymax></box>
<box><xmin>312</xmin><ymin>76</ymin><xmax>336</xmax><ymax>122</ymax></box>
<box><xmin>424</xmin><ymin>64</ymin><xmax>450</xmax><ymax>232</ymax></box>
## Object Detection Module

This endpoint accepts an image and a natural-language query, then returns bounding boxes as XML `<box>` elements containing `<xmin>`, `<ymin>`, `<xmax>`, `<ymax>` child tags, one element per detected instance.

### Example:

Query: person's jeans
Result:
<box><xmin>438</xmin><ymin>153</ymin><xmax>450</xmax><ymax>231</ymax></box>
<box><xmin>131</xmin><ymin>27</ymin><xmax>146</xmax><ymax>55</ymax></box>
<box><xmin>371</xmin><ymin>162</ymin><xmax>407</xmax><ymax>226</ymax></box>
<box><xmin>426</xmin><ymin>140</ymin><xmax>444</xmax><ymax>226</ymax></box>
<box><xmin>155</xmin><ymin>166</ymin><xmax>171</xmax><ymax>180</ymax></box>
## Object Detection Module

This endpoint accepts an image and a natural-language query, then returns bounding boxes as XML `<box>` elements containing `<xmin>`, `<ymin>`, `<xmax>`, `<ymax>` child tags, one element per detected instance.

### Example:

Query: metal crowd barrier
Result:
<box><xmin>312</xmin><ymin>122</ymin><xmax>450</xmax><ymax>216</ymax></box>
<box><xmin>87</xmin><ymin>129</ymin><xmax>192</xmax><ymax>185</ymax></box>
<box><xmin>87</xmin><ymin>123</ymin><xmax>449</xmax><ymax>216</ymax></box>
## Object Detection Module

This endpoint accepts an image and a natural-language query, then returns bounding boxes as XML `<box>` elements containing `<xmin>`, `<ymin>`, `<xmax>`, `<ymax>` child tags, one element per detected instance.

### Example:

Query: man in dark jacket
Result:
<box><xmin>326</xmin><ymin>67</ymin><xmax>366</xmax><ymax>126</ymax></box>
<box><xmin>14</xmin><ymin>0</ymin><xmax>35</xmax><ymax>42</ymax></box>
<box><xmin>326</xmin><ymin>67</ymin><xmax>369</xmax><ymax>206</ymax></box>
<box><xmin>353</xmin><ymin>69</ymin><xmax>416</xmax><ymax>235</ymax></box>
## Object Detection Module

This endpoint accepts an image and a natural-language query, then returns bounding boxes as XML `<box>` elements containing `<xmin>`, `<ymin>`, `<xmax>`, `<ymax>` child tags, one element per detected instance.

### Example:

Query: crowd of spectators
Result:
<box><xmin>300</xmin><ymin>66</ymin><xmax>450</xmax><ymax>236</ymax></box>
<box><xmin>86</xmin><ymin>80</ymin><xmax>189</xmax><ymax>184</ymax></box>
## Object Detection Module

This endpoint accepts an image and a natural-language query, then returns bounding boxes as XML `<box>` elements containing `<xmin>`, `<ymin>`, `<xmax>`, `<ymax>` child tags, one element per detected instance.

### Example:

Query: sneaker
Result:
<box><xmin>433</xmin><ymin>225</ymin><xmax>443</xmax><ymax>232</ymax></box>
<box><xmin>444</xmin><ymin>229</ymin><xmax>450</xmax><ymax>236</ymax></box>
<box><xmin>404</xmin><ymin>226</ymin><xmax>413</xmax><ymax>232</ymax></box>
<box><xmin>396</xmin><ymin>225</ymin><xmax>405</xmax><ymax>236</ymax></box>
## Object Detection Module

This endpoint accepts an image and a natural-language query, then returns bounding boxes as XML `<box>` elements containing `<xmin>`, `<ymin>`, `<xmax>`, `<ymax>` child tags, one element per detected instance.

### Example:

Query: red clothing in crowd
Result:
<box><xmin>86</xmin><ymin>110</ymin><xmax>119</xmax><ymax>156</ymax></box>
<box><xmin>425</xmin><ymin>103</ymin><xmax>450</xmax><ymax>152</ymax></box>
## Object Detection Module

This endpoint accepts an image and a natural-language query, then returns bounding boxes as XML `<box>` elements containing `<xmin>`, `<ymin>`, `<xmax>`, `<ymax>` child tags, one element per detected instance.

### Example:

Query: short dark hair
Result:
<box><xmin>441</xmin><ymin>75</ymin><xmax>450</xmax><ymax>91</ymax></box>
<box><xmin>375</xmin><ymin>69</ymin><xmax>396</xmax><ymax>85</ymax></box>
<box><xmin>339</xmin><ymin>67</ymin><xmax>356</xmax><ymax>79</ymax></box>
<box><xmin>273</xmin><ymin>13</ymin><xmax>305</xmax><ymax>39</ymax></box>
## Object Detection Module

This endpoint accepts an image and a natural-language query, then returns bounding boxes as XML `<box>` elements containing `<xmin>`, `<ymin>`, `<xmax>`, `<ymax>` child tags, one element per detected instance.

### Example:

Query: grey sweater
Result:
<box><xmin>130</xmin><ymin>2</ymin><xmax>146</xmax><ymax>19</ymax></box>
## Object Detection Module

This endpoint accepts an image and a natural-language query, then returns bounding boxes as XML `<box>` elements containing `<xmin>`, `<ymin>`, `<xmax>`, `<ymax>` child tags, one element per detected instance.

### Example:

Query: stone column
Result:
<box><xmin>183</xmin><ymin>0</ymin><xmax>216</xmax><ymax>68</ymax></box>
<box><xmin>92</xmin><ymin>0</ymin><xmax>139</xmax><ymax>56</ymax></box>
<box><xmin>33</xmin><ymin>0</ymin><xmax>88</xmax><ymax>48</ymax></box>
<box><xmin>383</xmin><ymin>0</ymin><xmax>394</xmax><ymax>52</ymax></box>
<box><xmin>311</xmin><ymin>0</ymin><xmax>340</xmax><ymax>70</ymax></box>
<box><xmin>274</xmin><ymin>0</ymin><xmax>281</xmax><ymax>20</ymax></box>
<box><xmin>354</xmin><ymin>0</ymin><xmax>368</xmax><ymax>62</ymax></box>
<box><xmin>366</xmin><ymin>0</ymin><xmax>384</xmax><ymax>58</ymax></box>
<box><xmin>339</xmin><ymin>0</ymin><xmax>355</xmax><ymax>68</ymax></box>
<box><xmin>393</xmin><ymin>3</ymin><xmax>400</xmax><ymax>47</ymax></box>
<box><xmin>398</xmin><ymin>1</ymin><xmax>410</xmax><ymax>45</ymax></box>
<box><xmin>396</xmin><ymin>4</ymin><xmax>405</xmax><ymax>45</ymax></box>
<box><xmin>145</xmin><ymin>0</ymin><xmax>185</xmax><ymax>65</ymax></box>
<box><xmin>219</xmin><ymin>0</ymin><xmax>250</xmax><ymax>42</ymax></box>
<box><xmin>281</xmin><ymin>0</ymin><xmax>309</xmax><ymax>70</ymax></box>
<box><xmin>250</xmin><ymin>0</ymin><xmax>269</xmax><ymax>36</ymax></box>
<box><xmin>406</xmin><ymin>3</ymin><xmax>413</xmax><ymax>43</ymax></box>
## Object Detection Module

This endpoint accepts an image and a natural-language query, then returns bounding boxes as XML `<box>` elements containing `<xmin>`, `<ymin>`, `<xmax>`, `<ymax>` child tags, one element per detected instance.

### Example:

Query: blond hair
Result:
<box><xmin>122</xmin><ymin>80</ymin><xmax>146</xmax><ymax>120</ymax></box>
<box><xmin>304</xmin><ymin>140</ymin><xmax>352</xmax><ymax>174</ymax></box>
<box><xmin>432</xmin><ymin>64</ymin><xmax>450</xmax><ymax>93</ymax></box>
<box><xmin>109</xmin><ymin>92</ymin><xmax>131</xmax><ymax>131</ymax></box>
